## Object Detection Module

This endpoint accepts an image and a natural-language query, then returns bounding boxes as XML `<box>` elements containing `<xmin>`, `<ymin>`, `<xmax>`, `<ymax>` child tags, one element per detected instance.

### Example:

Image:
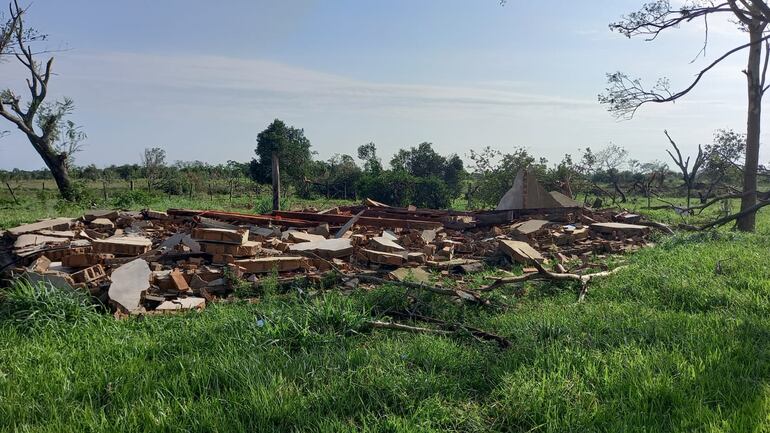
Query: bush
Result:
<box><xmin>357</xmin><ymin>171</ymin><xmax>452</xmax><ymax>208</ymax></box>
<box><xmin>413</xmin><ymin>176</ymin><xmax>452</xmax><ymax>208</ymax></box>
<box><xmin>111</xmin><ymin>189</ymin><xmax>153</xmax><ymax>208</ymax></box>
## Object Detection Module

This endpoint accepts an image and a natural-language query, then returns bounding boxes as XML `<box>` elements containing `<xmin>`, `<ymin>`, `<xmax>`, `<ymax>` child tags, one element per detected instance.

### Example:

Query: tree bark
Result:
<box><xmin>738</xmin><ymin>24</ymin><xmax>765</xmax><ymax>232</ymax></box>
<box><xmin>271</xmin><ymin>151</ymin><xmax>280</xmax><ymax>211</ymax></box>
<box><xmin>32</xmin><ymin>137</ymin><xmax>75</xmax><ymax>201</ymax></box>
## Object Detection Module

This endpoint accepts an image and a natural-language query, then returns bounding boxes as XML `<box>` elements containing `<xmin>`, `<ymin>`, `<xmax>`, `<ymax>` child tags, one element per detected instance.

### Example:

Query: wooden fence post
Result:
<box><xmin>5</xmin><ymin>181</ymin><xmax>19</xmax><ymax>205</ymax></box>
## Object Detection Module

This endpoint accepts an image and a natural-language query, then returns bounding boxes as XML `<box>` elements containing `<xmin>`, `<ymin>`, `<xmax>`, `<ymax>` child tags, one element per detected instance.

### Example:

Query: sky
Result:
<box><xmin>0</xmin><ymin>0</ymin><xmax>766</xmax><ymax>170</ymax></box>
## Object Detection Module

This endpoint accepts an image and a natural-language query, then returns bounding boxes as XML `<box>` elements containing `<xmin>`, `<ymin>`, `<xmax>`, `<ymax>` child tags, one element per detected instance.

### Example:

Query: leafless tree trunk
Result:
<box><xmin>0</xmin><ymin>2</ymin><xmax>78</xmax><ymax>200</ymax></box>
<box><xmin>271</xmin><ymin>151</ymin><xmax>280</xmax><ymax>211</ymax></box>
<box><xmin>738</xmin><ymin>23</ymin><xmax>767</xmax><ymax>231</ymax></box>
<box><xmin>664</xmin><ymin>130</ymin><xmax>705</xmax><ymax>209</ymax></box>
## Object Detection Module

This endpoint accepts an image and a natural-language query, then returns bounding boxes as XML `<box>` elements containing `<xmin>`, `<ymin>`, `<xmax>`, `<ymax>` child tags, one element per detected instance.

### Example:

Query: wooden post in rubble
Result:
<box><xmin>271</xmin><ymin>151</ymin><xmax>280</xmax><ymax>211</ymax></box>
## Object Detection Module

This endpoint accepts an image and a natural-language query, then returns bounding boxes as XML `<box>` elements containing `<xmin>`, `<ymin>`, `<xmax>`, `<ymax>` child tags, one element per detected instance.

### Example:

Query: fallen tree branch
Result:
<box><xmin>388</xmin><ymin>311</ymin><xmax>512</xmax><ymax>348</ymax></box>
<box><xmin>479</xmin><ymin>261</ymin><xmax>627</xmax><ymax>303</ymax></box>
<box><xmin>367</xmin><ymin>320</ymin><xmax>452</xmax><ymax>335</ymax></box>
<box><xmin>634</xmin><ymin>220</ymin><xmax>675</xmax><ymax>235</ymax></box>
<box><xmin>698</xmin><ymin>199</ymin><xmax>770</xmax><ymax>230</ymax></box>
<box><xmin>353</xmin><ymin>274</ymin><xmax>488</xmax><ymax>305</ymax></box>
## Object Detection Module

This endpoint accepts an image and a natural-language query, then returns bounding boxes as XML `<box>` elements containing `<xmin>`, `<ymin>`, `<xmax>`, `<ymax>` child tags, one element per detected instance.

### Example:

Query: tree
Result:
<box><xmin>0</xmin><ymin>1</ymin><xmax>84</xmax><ymax>200</ymax></box>
<box><xmin>599</xmin><ymin>0</ymin><xmax>770</xmax><ymax>231</ymax></box>
<box><xmin>466</xmin><ymin>146</ymin><xmax>546</xmax><ymax>208</ymax></box>
<box><xmin>595</xmin><ymin>144</ymin><xmax>629</xmax><ymax>203</ymax></box>
<box><xmin>663</xmin><ymin>130</ymin><xmax>705</xmax><ymax>208</ymax></box>
<box><xmin>389</xmin><ymin>142</ymin><xmax>466</xmax><ymax>198</ymax></box>
<box><xmin>141</xmin><ymin>147</ymin><xmax>166</xmax><ymax>191</ymax></box>
<box><xmin>252</xmin><ymin>119</ymin><xmax>313</xmax><ymax>207</ymax></box>
<box><xmin>357</xmin><ymin>142</ymin><xmax>382</xmax><ymax>174</ymax></box>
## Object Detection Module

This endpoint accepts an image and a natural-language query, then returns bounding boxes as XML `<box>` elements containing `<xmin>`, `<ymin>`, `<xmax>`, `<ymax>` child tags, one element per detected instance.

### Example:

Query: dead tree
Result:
<box><xmin>600</xmin><ymin>0</ymin><xmax>770</xmax><ymax>232</ymax></box>
<box><xmin>663</xmin><ymin>130</ymin><xmax>705</xmax><ymax>209</ymax></box>
<box><xmin>0</xmin><ymin>1</ymin><xmax>82</xmax><ymax>200</ymax></box>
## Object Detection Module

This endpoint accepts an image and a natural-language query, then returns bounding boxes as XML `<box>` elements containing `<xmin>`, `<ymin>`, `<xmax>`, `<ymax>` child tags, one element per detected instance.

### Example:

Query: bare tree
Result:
<box><xmin>595</xmin><ymin>144</ymin><xmax>629</xmax><ymax>203</ymax></box>
<box><xmin>599</xmin><ymin>0</ymin><xmax>770</xmax><ymax>231</ymax></box>
<box><xmin>0</xmin><ymin>1</ymin><xmax>83</xmax><ymax>200</ymax></box>
<box><xmin>663</xmin><ymin>130</ymin><xmax>705</xmax><ymax>209</ymax></box>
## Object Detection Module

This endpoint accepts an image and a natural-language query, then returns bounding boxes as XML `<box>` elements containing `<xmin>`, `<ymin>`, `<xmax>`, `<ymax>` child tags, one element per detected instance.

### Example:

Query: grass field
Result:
<box><xmin>1</xmin><ymin>192</ymin><xmax>769</xmax><ymax>432</ymax></box>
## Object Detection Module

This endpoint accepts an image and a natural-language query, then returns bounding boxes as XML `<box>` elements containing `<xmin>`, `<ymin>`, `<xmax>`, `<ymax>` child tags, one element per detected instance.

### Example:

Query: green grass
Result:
<box><xmin>1</xmin><ymin>209</ymin><xmax>770</xmax><ymax>431</ymax></box>
<box><xmin>3</xmin><ymin>188</ymin><xmax>770</xmax><ymax>431</ymax></box>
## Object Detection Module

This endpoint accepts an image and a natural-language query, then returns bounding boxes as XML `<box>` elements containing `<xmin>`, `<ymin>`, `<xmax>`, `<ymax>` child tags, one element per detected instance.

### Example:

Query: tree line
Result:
<box><xmin>3</xmin><ymin>1</ymin><xmax>770</xmax><ymax>231</ymax></box>
<box><xmin>2</xmin><ymin>117</ymin><xmax>759</xmax><ymax>215</ymax></box>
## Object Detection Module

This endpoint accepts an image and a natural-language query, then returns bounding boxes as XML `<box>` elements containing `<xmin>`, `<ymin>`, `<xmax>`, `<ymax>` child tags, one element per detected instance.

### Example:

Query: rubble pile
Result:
<box><xmin>0</xmin><ymin>202</ymin><xmax>658</xmax><ymax>315</ymax></box>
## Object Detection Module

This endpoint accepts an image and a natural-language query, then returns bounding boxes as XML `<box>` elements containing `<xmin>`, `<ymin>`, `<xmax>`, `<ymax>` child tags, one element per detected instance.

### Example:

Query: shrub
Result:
<box><xmin>357</xmin><ymin>171</ymin><xmax>452</xmax><ymax>208</ymax></box>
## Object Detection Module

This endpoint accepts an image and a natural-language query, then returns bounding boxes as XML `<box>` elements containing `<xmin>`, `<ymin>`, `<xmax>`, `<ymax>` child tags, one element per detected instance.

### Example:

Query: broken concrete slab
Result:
<box><xmin>250</xmin><ymin>226</ymin><xmax>280</xmax><ymax>238</ymax></box>
<box><xmin>513</xmin><ymin>219</ymin><xmax>551</xmax><ymax>236</ymax></box>
<box><xmin>199</xmin><ymin>240</ymin><xmax>260</xmax><ymax>257</ymax></box>
<box><xmin>90</xmin><ymin>218</ymin><xmax>116</xmax><ymax>230</ymax></box>
<box><xmin>498</xmin><ymin>239</ymin><xmax>544</xmax><ymax>263</ymax></box>
<box><xmin>35</xmin><ymin>230</ymin><xmax>76</xmax><ymax>238</ymax></box>
<box><xmin>13</xmin><ymin>234</ymin><xmax>70</xmax><ymax>250</ymax></box>
<box><xmin>192</xmin><ymin>228</ymin><xmax>248</xmax><ymax>245</ymax></box>
<box><xmin>84</xmin><ymin>209</ymin><xmax>119</xmax><ymax>222</ymax></box>
<box><xmin>6</xmin><ymin>217</ymin><xmax>75</xmax><ymax>237</ymax></box>
<box><xmin>108</xmin><ymin>258</ymin><xmax>151</xmax><ymax>312</ymax></box>
<box><xmin>156</xmin><ymin>297</ymin><xmax>206</xmax><ymax>311</ymax></box>
<box><xmin>361</xmin><ymin>248</ymin><xmax>407</xmax><ymax>266</ymax></box>
<box><xmin>495</xmin><ymin>170</ymin><xmax>562</xmax><ymax>210</ymax></box>
<box><xmin>590</xmin><ymin>222</ymin><xmax>650</xmax><ymax>237</ymax></box>
<box><xmin>288</xmin><ymin>238</ymin><xmax>354</xmax><ymax>259</ymax></box>
<box><xmin>234</xmin><ymin>256</ymin><xmax>306</xmax><ymax>273</ymax></box>
<box><xmin>389</xmin><ymin>266</ymin><xmax>431</xmax><ymax>284</ymax></box>
<box><xmin>284</xmin><ymin>230</ymin><xmax>326</xmax><ymax>243</ymax></box>
<box><xmin>307</xmin><ymin>223</ymin><xmax>330</xmax><ymax>237</ymax></box>
<box><xmin>369</xmin><ymin>236</ymin><xmax>405</xmax><ymax>253</ymax></box>
<box><xmin>23</xmin><ymin>271</ymin><xmax>77</xmax><ymax>291</ymax></box>
<box><xmin>159</xmin><ymin>233</ymin><xmax>201</xmax><ymax>253</ymax></box>
<box><xmin>381</xmin><ymin>230</ymin><xmax>398</xmax><ymax>241</ymax></box>
<box><xmin>549</xmin><ymin>191</ymin><xmax>581</xmax><ymax>207</ymax></box>
<box><xmin>93</xmin><ymin>236</ymin><xmax>152</xmax><ymax>256</ymax></box>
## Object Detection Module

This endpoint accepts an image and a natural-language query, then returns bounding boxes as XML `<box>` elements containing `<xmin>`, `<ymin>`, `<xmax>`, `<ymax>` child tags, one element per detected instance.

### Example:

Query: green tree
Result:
<box><xmin>251</xmin><ymin>119</ymin><xmax>313</xmax><ymax>195</ymax></box>
<box><xmin>389</xmin><ymin>142</ymin><xmax>465</xmax><ymax>198</ymax></box>
<box><xmin>357</xmin><ymin>142</ymin><xmax>382</xmax><ymax>174</ymax></box>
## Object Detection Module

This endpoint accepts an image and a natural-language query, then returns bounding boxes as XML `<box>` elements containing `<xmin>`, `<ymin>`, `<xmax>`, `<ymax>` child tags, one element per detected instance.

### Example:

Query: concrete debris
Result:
<box><xmin>1</xmin><ymin>198</ymin><xmax>660</xmax><ymax>315</ymax></box>
<box><xmin>495</xmin><ymin>169</ymin><xmax>563</xmax><ymax>210</ymax></box>
<box><xmin>288</xmin><ymin>238</ymin><xmax>354</xmax><ymax>259</ymax></box>
<box><xmin>192</xmin><ymin>227</ymin><xmax>248</xmax><ymax>245</ymax></box>
<box><xmin>7</xmin><ymin>217</ymin><xmax>75</xmax><ymax>237</ymax></box>
<box><xmin>108</xmin><ymin>259</ymin><xmax>151</xmax><ymax>312</ymax></box>
<box><xmin>156</xmin><ymin>297</ymin><xmax>206</xmax><ymax>311</ymax></box>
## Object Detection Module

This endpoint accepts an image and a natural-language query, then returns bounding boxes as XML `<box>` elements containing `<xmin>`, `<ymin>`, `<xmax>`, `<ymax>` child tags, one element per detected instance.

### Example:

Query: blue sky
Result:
<box><xmin>0</xmin><ymin>0</ymin><xmax>764</xmax><ymax>169</ymax></box>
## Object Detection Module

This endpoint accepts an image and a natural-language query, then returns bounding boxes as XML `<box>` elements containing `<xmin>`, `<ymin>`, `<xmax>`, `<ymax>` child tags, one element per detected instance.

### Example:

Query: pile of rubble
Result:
<box><xmin>0</xmin><ymin>199</ymin><xmax>660</xmax><ymax>315</ymax></box>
